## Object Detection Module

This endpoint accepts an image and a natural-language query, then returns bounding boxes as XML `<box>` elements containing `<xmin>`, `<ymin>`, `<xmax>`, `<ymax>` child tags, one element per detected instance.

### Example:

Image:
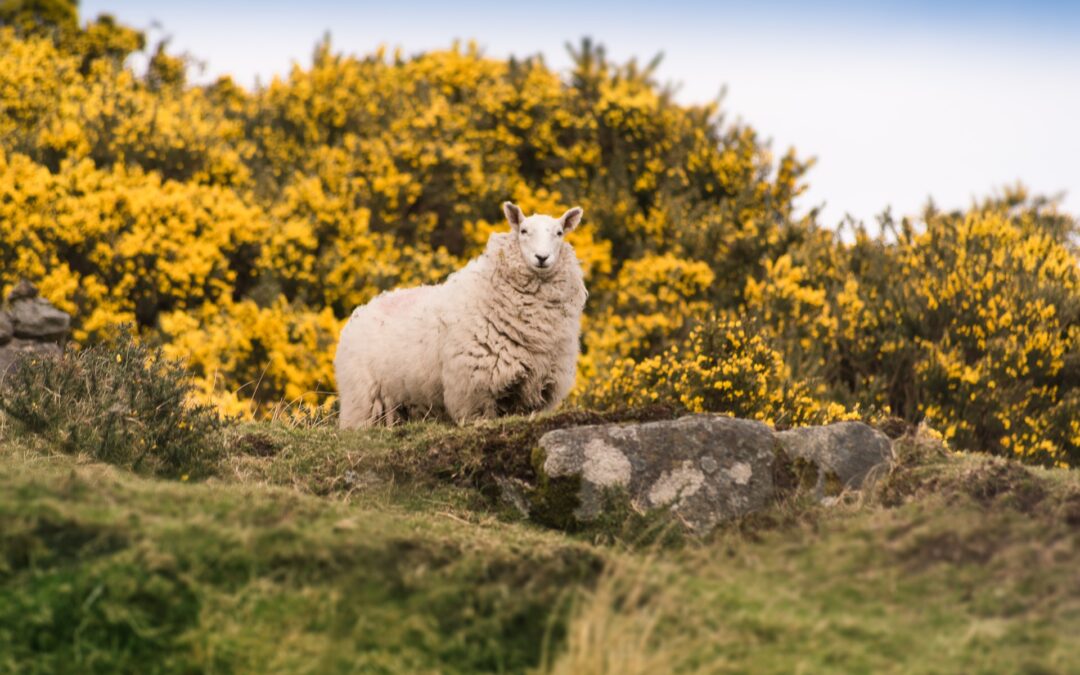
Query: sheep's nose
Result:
<box><xmin>535</xmin><ymin>254</ymin><xmax>549</xmax><ymax>265</ymax></box>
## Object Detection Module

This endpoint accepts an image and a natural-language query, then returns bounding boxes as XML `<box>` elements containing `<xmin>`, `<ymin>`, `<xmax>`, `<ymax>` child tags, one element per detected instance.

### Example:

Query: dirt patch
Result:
<box><xmin>232</xmin><ymin>432</ymin><xmax>282</xmax><ymax>458</ymax></box>
<box><xmin>898</xmin><ymin>530</ymin><xmax>999</xmax><ymax>571</ymax></box>
<box><xmin>875</xmin><ymin>417</ymin><xmax>914</xmax><ymax>440</ymax></box>
<box><xmin>1062</xmin><ymin>492</ymin><xmax>1080</xmax><ymax>528</ymax></box>
<box><xmin>959</xmin><ymin>460</ymin><xmax>1045</xmax><ymax>513</ymax></box>
<box><xmin>877</xmin><ymin>456</ymin><xmax>1048</xmax><ymax>514</ymax></box>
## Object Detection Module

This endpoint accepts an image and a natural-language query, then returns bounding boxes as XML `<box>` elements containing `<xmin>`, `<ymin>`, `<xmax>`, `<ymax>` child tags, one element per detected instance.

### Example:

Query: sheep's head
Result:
<box><xmin>502</xmin><ymin>202</ymin><xmax>583</xmax><ymax>274</ymax></box>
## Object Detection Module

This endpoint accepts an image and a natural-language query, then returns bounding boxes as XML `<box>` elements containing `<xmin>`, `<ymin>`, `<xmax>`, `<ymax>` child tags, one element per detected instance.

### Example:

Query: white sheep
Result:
<box><xmin>335</xmin><ymin>202</ymin><xmax>588</xmax><ymax>428</ymax></box>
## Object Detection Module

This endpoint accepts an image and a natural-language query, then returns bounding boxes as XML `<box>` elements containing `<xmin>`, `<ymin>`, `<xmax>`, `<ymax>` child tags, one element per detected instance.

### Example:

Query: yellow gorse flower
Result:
<box><xmin>0</xmin><ymin>14</ymin><xmax>1076</xmax><ymax>466</ymax></box>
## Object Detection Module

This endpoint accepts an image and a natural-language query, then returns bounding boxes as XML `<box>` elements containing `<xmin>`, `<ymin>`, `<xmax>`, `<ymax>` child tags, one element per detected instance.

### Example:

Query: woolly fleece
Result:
<box><xmin>335</xmin><ymin>229</ymin><xmax>587</xmax><ymax>427</ymax></box>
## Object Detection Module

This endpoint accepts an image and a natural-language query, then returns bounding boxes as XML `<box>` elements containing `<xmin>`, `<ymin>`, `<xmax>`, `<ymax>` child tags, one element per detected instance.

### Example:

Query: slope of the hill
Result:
<box><xmin>1</xmin><ymin>416</ymin><xmax>1078</xmax><ymax>674</ymax></box>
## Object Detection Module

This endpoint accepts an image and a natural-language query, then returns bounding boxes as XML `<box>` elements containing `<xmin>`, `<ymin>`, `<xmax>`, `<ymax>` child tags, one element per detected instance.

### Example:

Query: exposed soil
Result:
<box><xmin>232</xmin><ymin>431</ymin><xmax>283</xmax><ymax>458</ymax></box>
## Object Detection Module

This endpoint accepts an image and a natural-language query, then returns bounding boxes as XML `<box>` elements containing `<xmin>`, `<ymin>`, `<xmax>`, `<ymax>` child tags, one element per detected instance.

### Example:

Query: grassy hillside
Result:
<box><xmin>2</xmin><ymin>415</ymin><xmax>1078</xmax><ymax>674</ymax></box>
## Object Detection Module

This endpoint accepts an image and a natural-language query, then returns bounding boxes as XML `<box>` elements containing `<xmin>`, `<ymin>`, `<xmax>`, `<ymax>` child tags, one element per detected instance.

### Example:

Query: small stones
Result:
<box><xmin>0</xmin><ymin>339</ymin><xmax>62</xmax><ymax>377</ymax></box>
<box><xmin>0</xmin><ymin>281</ymin><xmax>70</xmax><ymax>376</ymax></box>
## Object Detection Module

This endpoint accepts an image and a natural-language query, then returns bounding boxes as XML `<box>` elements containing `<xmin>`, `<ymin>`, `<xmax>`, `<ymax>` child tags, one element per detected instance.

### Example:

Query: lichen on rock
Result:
<box><xmin>528</xmin><ymin>414</ymin><xmax>894</xmax><ymax>534</ymax></box>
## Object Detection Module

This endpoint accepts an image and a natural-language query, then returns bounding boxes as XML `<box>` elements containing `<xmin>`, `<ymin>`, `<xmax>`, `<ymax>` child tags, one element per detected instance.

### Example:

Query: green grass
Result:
<box><xmin>2</xmin><ymin>415</ymin><xmax>1078</xmax><ymax>674</ymax></box>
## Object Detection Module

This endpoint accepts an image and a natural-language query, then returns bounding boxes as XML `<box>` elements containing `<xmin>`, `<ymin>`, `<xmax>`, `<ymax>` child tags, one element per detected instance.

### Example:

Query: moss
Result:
<box><xmin>529</xmin><ymin>472</ymin><xmax>585</xmax><ymax>532</ymax></box>
<box><xmin>771</xmin><ymin>445</ymin><xmax>820</xmax><ymax>496</ymax></box>
<box><xmin>585</xmin><ymin>489</ymin><xmax>689</xmax><ymax>548</ymax></box>
<box><xmin>822</xmin><ymin>470</ymin><xmax>845</xmax><ymax>497</ymax></box>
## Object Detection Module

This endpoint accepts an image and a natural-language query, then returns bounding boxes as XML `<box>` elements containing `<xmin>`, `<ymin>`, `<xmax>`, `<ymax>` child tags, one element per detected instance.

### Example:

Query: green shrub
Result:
<box><xmin>0</xmin><ymin>328</ymin><xmax>224</xmax><ymax>478</ymax></box>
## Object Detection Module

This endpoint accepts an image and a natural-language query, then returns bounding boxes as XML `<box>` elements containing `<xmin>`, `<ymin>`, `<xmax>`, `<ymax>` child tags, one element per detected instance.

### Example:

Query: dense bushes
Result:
<box><xmin>0</xmin><ymin>6</ymin><xmax>1077</xmax><ymax>465</ymax></box>
<box><xmin>0</xmin><ymin>328</ymin><xmax>224</xmax><ymax>478</ymax></box>
<box><xmin>580</xmin><ymin>313</ymin><xmax>854</xmax><ymax>427</ymax></box>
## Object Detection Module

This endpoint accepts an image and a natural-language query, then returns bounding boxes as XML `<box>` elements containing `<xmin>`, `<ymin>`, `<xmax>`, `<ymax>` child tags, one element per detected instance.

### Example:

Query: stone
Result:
<box><xmin>495</xmin><ymin>475</ymin><xmax>533</xmax><ymax>518</ymax></box>
<box><xmin>9</xmin><ymin>297</ymin><xmax>70</xmax><ymax>340</ymax></box>
<box><xmin>775</xmin><ymin>421</ymin><xmax>894</xmax><ymax>499</ymax></box>
<box><xmin>536</xmin><ymin>414</ymin><xmax>778</xmax><ymax>532</ymax></box>
<box><xmin>6</xmin><ymin>280</ymin><xmax>38</xmax><ymax>302</ymax></box>
<box><xmin>528</xmin><ymin>415</ymin><xmax>896</xmax><ymax>533</ymax></box>
<box><xmin>0</xmin><ymin>281</ymin><xmax>71</xmax><ymax>383</ymax></box>
<box><xmin>0</xmin><ymin>338</ymin><xmax>61</xmax><ymax>377</ymax></box>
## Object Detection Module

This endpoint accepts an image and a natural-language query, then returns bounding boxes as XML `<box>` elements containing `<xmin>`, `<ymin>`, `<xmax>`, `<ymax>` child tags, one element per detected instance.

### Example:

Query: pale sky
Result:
<box><xmin>83</xmin><ymin>0</ymin><xmax>1080</xmax><ymax>228</ymax></box>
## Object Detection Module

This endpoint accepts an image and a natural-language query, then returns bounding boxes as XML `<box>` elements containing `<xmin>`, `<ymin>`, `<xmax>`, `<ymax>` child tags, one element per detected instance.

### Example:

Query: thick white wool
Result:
<box><xmin>335</xmin><ymin>231</ymin><xmax>587</xmax><ymax>428</ymax></box>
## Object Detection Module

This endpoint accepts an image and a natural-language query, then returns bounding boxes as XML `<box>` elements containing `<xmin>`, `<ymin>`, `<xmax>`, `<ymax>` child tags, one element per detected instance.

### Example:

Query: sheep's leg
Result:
<box><xmin>339</xmin><ymin>381</ymin><xmax>378</xmax><ymax>429</ymax></box>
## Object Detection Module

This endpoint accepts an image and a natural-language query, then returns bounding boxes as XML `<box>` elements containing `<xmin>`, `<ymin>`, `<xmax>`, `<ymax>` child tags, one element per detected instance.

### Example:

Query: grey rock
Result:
<box><xmin>341</xmin><ymin>469</ymin><xmax>381</xmax><ymax>490</ymax></box>
<box><xmin>9</xmin><ymin>298</ymin><xmax>70</xmax><ymax>340</ymax></box>
<box><xmin>537</xmin><ymin>414</ymin><xmax>778</xmax><ymax>532</ymax></box>
<box><xmin>0</xmin><ymin>312</ymin><xmax>11</xmax><ymax>345</ymax></box>
<box><xmin>495</xmin><ymin>475</ymin><xmax>533</xmax><ymax>518</ymax></box>
<box><xmin>0</xmin><ymin>338</ymin><xmax>62</xmax><ymax>377</ymax></box>
<box><xmin>776</xmin><ymin>422</ymin><xmax>893</xmax><ymax>499</ymax></box>
<box><xmin>6</xmin><ymin>280</ymin><xmax>38</xmax><ymax>302</ymax></box>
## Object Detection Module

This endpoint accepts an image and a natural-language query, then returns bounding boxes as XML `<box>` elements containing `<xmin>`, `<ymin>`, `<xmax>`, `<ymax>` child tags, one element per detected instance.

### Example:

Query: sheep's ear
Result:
<box><xmin>503</xmin><ymin>202</ymin><xmax>525</xmax><ymax>233</ymax></box>
<box><xmin>560</xmin><ymin>206</ymin><xmax>583</xmax><ymax>233</ymax></box>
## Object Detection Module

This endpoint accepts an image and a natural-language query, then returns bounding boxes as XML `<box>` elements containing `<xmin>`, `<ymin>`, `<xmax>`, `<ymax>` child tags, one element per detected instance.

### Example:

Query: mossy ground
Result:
<box><xmin>1</xmin><ymin>413</ymin><xmax>1078</xmax><ymax>674</ymax></box>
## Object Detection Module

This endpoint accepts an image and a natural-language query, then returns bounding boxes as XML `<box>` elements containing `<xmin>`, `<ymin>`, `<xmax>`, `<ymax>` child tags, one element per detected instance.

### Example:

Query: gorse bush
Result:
<box><xmin>582</xmin><ymin>313</ymin><xmax>854</xmax><ymax>427</ymax></box>
<box><xmin>0</xmin><ymin>328</ymin><xmax>225</xmax><ymax>478</ymax></box>
<box><xmin>837</xmin><ymin>204</ymin><xmax>1079</xmax><ymax>466</ymax></box>
<box><xmin>0</xmin><ymin>4</ymin><xmax>1077</xmax><ymax>465</ymax></box>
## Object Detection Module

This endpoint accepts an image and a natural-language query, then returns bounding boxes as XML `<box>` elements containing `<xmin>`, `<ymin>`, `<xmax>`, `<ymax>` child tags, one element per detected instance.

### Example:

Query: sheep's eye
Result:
<box><xmin>520</xmin><ymin>229</ymin><xmax>528</xmax><ymax>235</ymax></box>
<box><xmin>557</xmin><ymin>230</ymin><xmax>563</xmax><ymax>236</ymax></box>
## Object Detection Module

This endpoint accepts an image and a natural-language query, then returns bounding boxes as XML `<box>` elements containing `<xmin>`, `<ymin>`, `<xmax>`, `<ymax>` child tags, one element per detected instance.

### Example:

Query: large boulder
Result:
<box><xmin>776</xmin><ymin>422</ymin><xmax>894</xmax><ymax>500</ymax></box>
<box><xmin>536</xmin><ymin>415</ymin><xmax>778</xmax><ymax>531</ymax></box>
<box><xmin>530</xmin><ymin>414</ymin><xmax>893</xmax><ymax>532</ymax></box>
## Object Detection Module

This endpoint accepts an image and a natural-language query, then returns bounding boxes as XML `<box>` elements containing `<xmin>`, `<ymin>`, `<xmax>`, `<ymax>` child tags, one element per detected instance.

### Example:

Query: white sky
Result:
<box><xmin>83</xmin><ymin>1</ymin><xmax>1080</xmax><ymax>228</ymax></box>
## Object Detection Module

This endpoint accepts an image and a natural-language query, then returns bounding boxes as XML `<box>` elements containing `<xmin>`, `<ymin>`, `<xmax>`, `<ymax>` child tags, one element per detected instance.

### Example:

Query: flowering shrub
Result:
<box><xmin>1</xmin><ymin>8</ymin><xmax>1077</xmax><ymax>465</ymax></box>
<box><xmin>874</xmin><ymin>206</ymin><xmax>1078</xmax><ymax>466</ymax></box>
<box><xmin>581</xmin><ymin>313</ymin><xmax>854</xmax><ymax>427</ymax></box>
<box><xmin>159</xmin><ymin>297</ymin><xmax>340</xmax><ymax>418</ymax></box>
<box><xmin>0</xmin><ymin>151</ymin><xmax>267</xmax><ymax>342</ymax></box>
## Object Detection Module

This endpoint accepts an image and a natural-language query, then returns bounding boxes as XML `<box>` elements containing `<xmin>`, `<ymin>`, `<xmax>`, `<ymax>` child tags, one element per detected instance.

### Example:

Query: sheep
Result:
<box><xmin>334</xmin><ymin>202</ymin><xmax>588</xmax><ymax>428</ymax></box>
